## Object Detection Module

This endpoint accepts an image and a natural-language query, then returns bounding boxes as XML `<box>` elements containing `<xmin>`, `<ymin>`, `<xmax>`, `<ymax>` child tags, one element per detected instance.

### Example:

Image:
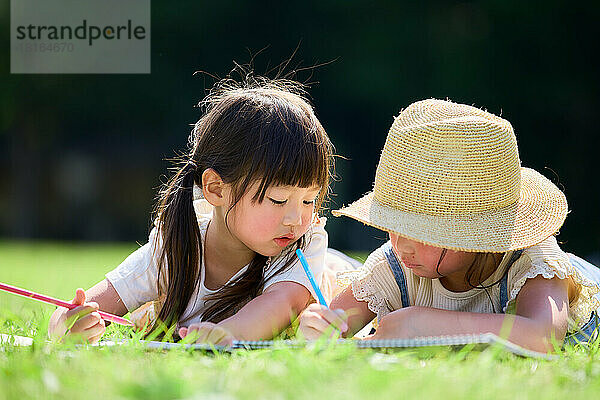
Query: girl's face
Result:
<box><xmin>226</xmin><ymin>182</ymin><xmax>321</xmax><ymax>257</ymax></box>
<box><xmin>389</xmin><ymin>233</ymin><xmax>477</xmax><ymax>282</ymax></box>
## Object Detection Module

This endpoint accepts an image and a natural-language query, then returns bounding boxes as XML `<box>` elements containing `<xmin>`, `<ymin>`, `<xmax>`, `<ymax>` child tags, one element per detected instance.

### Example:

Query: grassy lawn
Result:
<box><xmin>1</xmin><ymin>240</ymin><xmax>599</xmax><ymax>399</ymax></box>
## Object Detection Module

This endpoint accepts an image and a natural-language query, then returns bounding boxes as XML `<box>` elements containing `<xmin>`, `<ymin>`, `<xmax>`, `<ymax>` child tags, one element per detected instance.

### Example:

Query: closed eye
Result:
<box><xmin>268</xmin><ymin>197</ymin><xmax>287</xmax><ymax>205</ymax></box>
<box><xmin>303</xmin><ymin>200</ymin><xmax>315</xmax><ymax>205</ymax></box>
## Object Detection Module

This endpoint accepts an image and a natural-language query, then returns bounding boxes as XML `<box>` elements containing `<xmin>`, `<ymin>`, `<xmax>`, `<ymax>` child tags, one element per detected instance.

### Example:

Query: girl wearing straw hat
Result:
<box><xmin>299</xmin><ymin>99</ymin><xmax>600</xmax><ymax>352</ymax></box>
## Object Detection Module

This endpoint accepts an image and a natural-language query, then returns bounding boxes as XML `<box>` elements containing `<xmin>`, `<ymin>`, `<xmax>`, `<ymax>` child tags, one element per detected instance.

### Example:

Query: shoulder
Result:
<box><xmin>338</xmin><ymin>242</ymin><xmax>402</xmax><ymax>316</ymax></box>
<box><xmin>508</xmin><ymin>236</ymin><xmax>572</xmax><ymax>289</ymax></box>
<box><xmin>506</xmin><ymin>236</ymin><xmax>600</xmax><ymax>326</ymax></box>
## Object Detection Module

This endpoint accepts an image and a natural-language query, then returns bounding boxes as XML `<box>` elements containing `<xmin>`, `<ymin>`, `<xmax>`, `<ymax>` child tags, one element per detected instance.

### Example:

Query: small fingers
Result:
<box><xmin>325</xmin><ymin>309</ymin><xmax>349</xmax><ymax>332</ymax></box>
<box><xmin>194</xmin><ymin>329</ymin><xmax>212</xmax><ymax>344</ymax></box>
<box><xmin>87</xmin><ymin>320</ymin><xmax>107</xmax><ymax>343</ymax></box>
<box><xmin>67</xmin><ymin>313</ymin><xmax>103</xmax><ymax>337</ymax></box>
<box><xmin>65</xmin><ymin>303</ymin><xmax>98</xmax><ymax>320</ymax></box>
<box><xmin>302</xmin><ymin>313</ymin><xmax>336</xmax><ymax>335</ymax></box>
<box><xmin>64</xmin><ymin>305</ymin><xmax>98</xmax><ymax>331</ymax></box>
<box><xmin>184</xmin><ymin>323</ymin><xmax>233</xmax><ymax>345</ymax></box>
<box><xmin>205</xmin><ymin>327</ymin><xmax>234</xmax><ymax>346</ymax></box>
<box><xmin>307</xmin><ymin>308</ymin><xmax>348</xmax><ymax>332</ymax></box>
<box><xmin>72</xmin><ymin>288</ymin><xmax>86</xmax><ymax>306</ymax></box>
<box><xmin>72</xmin><ymin>312</ymin><xmax>104</xmax><ymax>331</ymax></box>
<box><xmin>64</xmin><ymin>317</ymin><xmax>106</xmax><ymax>343</ymax></box>
<box><xmin>303</xmin><ymin>304</ymin><xmax>348</xmax><ymax>330</ymax></box>
<box><xmin>299</xmin><ymin>324</ymin><xmax>327</xmax><ymax>341</ymax></box>
<box><xmin>185</xmin><ymin>323</ymin><xmax>212</xmax><ymax>343</ymax></box>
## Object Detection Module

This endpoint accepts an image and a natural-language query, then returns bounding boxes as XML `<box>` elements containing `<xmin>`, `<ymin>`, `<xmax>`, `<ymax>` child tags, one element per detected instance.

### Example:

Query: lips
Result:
<box><xmin>274</xmin><ymin>234</ymin><xmax>295</xmax><ymax>247</ymax></box>
<box><xmin>402</xmin><ymin>260</ymin><xmax>420</xmax><ymax>268</ymax></box>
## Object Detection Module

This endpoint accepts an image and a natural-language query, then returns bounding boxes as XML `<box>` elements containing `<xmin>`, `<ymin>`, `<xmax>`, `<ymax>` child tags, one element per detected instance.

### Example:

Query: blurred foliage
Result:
<box><xmin>1</xmin><ymin>1</ymin><xmax>599</xmax><ymax>254</ymax></box>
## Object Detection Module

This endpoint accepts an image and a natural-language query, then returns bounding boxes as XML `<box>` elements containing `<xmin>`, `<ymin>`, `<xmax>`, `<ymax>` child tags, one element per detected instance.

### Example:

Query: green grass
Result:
<box><xmin>1</xmin><ymin>240</ymin><xmax>600</xmax><ymax>399</ymax></box>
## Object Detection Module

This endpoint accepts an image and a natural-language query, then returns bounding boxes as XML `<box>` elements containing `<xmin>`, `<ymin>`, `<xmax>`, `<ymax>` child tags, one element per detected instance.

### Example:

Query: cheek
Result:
<box><xmin>436</xmin><ymin>251</ymin><xmax>472</xmax><ymax>273</ymax></box>
<box><xmin>417</xmin><ymin>244</ymin><xmax>446</xmax><ymax>266</ymax></box>
<box><xmin>301</xmin><ymin>207</ymin><xmax>314</xmax><ymax>228</ymax></box>
<box><xmin>448</xmin><ymin>252</ymin><xmax>476</xmax><ymax>268</ymax></box>
<box><xmin>233</xmin><ymin>203</ymin><xmax>281</xmax><ymax>237</ymax></box>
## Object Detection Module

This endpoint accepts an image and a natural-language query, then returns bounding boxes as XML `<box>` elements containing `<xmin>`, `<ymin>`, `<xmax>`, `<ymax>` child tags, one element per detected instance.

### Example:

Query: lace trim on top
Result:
<box><xmin>507</xmin><ymin>244</ymin><xmax>600</xmax><ymax>329</ymax></box>
<box><xmin>337</xmin><ymin>245</ymin><xmax>390</xmax><ymax>319</ymax></box>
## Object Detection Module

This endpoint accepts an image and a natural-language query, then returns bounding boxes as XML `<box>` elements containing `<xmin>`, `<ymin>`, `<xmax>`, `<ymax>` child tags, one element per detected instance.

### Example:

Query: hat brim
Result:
<box><xmin>332</xmin><ymin>168</ymin><xmax>568</xmax><ymax>252</ymax></box>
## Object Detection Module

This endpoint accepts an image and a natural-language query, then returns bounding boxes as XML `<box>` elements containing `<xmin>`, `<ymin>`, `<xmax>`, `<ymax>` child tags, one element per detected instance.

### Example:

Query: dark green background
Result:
<box><xmin>2</xmin><ymin>1</ymin><xmax>599</xmax><ymax>257</ymax></box>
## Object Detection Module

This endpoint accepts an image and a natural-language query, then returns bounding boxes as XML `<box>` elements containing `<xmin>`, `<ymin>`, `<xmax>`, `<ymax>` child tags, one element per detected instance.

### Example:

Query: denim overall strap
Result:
<box><xmin>499</xmin><ymin>273</ymin><xmax>509</xmax><ymax>312</ymax></box>
<box><xmin>499</xmin><ymin>250</ymin><xmax>523</xmax><ymax>312</ymax></box>
<box><xmin>383</xmin><ymin>242</ymin><xmax>410</xmax><ymax>308</ymax></box>
<box><xmin>564</xmin><ymin>253</ymin><xmax>600</xmax><ymax>344</ymax></box>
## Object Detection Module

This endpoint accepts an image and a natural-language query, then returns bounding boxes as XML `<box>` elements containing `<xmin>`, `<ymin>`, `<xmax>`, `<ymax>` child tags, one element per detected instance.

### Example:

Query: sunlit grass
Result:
<box><xmin>1</xmin><ymin>240</ymin><xmax>600</xmax><ymax>399</ymax></box>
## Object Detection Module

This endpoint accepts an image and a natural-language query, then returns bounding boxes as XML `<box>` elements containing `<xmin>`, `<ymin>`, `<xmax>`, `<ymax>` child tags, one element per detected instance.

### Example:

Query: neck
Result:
<box><xmin>439</xmin><ymin>253</ymin><xmax>504</xmax><ymax>292</ymax></box>
<box><xmin>203</xmin><ymin>206</ymin><xmax>255</xmax><ymax>289</ymax></box>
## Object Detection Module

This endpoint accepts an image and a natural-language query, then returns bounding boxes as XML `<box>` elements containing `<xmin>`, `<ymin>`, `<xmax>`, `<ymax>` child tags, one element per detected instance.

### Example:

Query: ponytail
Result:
<box><xmin>154</xmin><ymin>162</ymin><xmax>201</xmax><ymax>329</ymax></box>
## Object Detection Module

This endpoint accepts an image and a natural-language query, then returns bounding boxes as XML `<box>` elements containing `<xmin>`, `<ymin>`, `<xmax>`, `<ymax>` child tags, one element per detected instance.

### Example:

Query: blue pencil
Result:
<box><xmin>295</xmin><ymin>249</ymin><xmax>329</xmax><ymax>308</ymax></box>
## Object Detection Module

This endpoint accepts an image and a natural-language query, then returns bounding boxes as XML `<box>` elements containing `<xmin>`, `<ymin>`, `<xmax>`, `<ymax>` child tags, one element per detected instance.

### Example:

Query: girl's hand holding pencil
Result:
<box><xmin>49</xmin><ymin>288</ymin><xmax>107</xmax><ymax>344</ymax></box>
<box><xmin>298</xmin><ymin>303</ymin><xmax>348</xmax><ymax>340</ymax></box>
<box><xmin>295</xmin><ymin>248</ymin><xmax>348</xmax><ymax>340</ymax></box>
<box><xmin>0</xmin><ymin>281</ymin><xmax>132</xmax><ymax>344</ymax></box>
<box><xmin>179</xmin><ymin>322</ymin><xmax>235</xmax><ymax>347</ymax></box>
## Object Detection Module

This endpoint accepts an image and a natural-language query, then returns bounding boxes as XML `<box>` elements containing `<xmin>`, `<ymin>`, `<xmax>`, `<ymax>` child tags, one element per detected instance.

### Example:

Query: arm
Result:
<box><xmin>181</xmin><ymin>219</ymin><xmax>330</xmax><ymax>344</ymax></box>
<box><xmin>330</xmin><ymin>285</ymin><xmax>376</xmax><ymax>337</ymax></box>
<box><xmin>220</xmin><ymin>281</ymin><xmax>311</xmax><ymax>339</ymax></box>
<box><xmin>372</xmin><ymin>276</ymin><xmax>571</xmax><ymax>353</ymax></box>
<box><xmin>48</xmin><ymin>279</ymin><xmax>127</xmax><ymax>343</ymax></box>
<box><xmin>180</xmin><ymin>281</ymin><xmax>312</xmax><ymax>344</ymax></box>
<box><xmin>298</xmin><ymin>285</ymin><xmax>376</xmax><ymax>339</ymax></box>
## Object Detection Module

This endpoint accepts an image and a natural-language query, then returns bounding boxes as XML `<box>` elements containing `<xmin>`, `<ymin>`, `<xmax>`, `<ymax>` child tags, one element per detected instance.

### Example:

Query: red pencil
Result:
<box><xmin>0</xmin><ymin>281</ymin><xmax>133</xmax><ymax>327</ymax></box>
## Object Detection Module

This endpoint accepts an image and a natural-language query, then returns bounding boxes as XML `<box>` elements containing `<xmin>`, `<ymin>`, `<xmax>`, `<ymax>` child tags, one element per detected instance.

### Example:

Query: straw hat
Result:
<box><xmin>333</xmin><ymin>99</ymin><xmax>568</xmax><ymax>252</ymax></box>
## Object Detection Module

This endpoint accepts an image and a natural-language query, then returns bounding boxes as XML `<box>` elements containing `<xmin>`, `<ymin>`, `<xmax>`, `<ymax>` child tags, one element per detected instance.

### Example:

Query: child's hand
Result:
<box><xmin>49</xmin><ymin>288</ymin><xmax>106</xmax><ymax>344</ymax></box>
<box><xmin>298</xmin><ymin>303</ymin><xmax>348</xmax><ymax>340</ymax></box>
<box><xmin>364</xmin><ymin>307</ymin><xmax>419</xmax><ymax>340</ymax></box>
<box><xmin>179</xmin><ymin>322</ymin><xmax>235</xmax><ymax>347</ymax></box>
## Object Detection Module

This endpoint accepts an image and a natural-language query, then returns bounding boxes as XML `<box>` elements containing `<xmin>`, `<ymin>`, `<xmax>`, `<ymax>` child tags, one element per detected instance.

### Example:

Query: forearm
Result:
<box><xmin>378</xmin><ymin>307</ymin><xmax>564</xmax><ymax>353</ymax></box>
<box><xmin>218</xmin><ymin>282</ymin><xmax>310</xmax><ymax>341</ymax></box>
<box><xmin>330</xmin><ymin>285</ymin><xmax>375</xmax><ymax>338</ymax></box>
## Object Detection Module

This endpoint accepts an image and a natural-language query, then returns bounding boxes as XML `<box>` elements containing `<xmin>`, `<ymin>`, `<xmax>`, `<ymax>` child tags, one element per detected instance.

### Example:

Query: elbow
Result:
<box><xmin>265</xmin><ymin>284</ymin><xmax>312</xmax><ymax>318</ymax></box>
<box><xmin>288</xmin><ymin>292</ymin><xmax>311</xmax><ymax>317</ymax></box>
<box><xmin>521</xmin><ymin>320</ymin><xmax>567</xmax><ymax>354</ymax></box>
<box><xmin>542</xmin><ymin>323</ymin><xmax>567</xmax><ymax>352</ymax></box>
<box><xmin>285</xmin><ymin>291</ymin><xmax>312</xmax><ymax>318</ymax></box>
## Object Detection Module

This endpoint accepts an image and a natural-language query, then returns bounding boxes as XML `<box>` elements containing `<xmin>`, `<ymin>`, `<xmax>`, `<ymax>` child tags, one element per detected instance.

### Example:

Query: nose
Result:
<box><xmin>390</xmin><ymin>233</ymin><xmax>415</xmax><ymax>256</ymax></box>
<box><xmin>283</xmin><ymin>204</ymin><xmax>303</xmax><ymax>227</ymax></box>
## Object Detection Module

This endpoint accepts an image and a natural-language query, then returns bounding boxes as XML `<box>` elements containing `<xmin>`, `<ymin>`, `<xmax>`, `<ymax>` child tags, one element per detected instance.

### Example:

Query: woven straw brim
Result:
<box><xmin>333</xmin><ymin>167</ymin><xmax>568</xmax><ymax>252</ymax></box>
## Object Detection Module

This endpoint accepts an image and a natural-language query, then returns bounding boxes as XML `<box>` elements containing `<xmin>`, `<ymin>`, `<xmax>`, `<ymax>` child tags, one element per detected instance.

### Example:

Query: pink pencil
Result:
<box><xmin>0</xmin><ymin>281</ymin><xmax>133</xmax><ymax>326</ymax></box>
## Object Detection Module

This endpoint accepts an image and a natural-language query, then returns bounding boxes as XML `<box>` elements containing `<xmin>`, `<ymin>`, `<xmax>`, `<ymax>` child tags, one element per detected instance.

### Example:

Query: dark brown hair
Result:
<box><xmin>437</xmin><ymin>251</ymin><xmax>518</xmax><ymax>313</ymax></box>
<box><xmin>151</xmin><ymin>77</ymin><xmax>334</xmax><ymax>330</ymax></box>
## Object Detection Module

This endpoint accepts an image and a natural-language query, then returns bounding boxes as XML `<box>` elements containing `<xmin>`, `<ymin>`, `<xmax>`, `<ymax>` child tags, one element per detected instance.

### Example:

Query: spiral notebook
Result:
<box><xmin>103</xmin><ymin>333</ymin><xmax>556</xmax><ymax>360</ymax></box>
<box><xmin>0</xmin><ymin>333</ymin><xmax>556</xmax><ymax>360</ymax></box>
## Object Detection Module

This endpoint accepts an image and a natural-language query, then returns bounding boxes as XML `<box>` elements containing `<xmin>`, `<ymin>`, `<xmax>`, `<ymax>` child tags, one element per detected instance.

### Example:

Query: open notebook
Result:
<box><xmin>0</xmin><ymin>333</ymin><xmax>557</xmax><ymax>360</ymax></box>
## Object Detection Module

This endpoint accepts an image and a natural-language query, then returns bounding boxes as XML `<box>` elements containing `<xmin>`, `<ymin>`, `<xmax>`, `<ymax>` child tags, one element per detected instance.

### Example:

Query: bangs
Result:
<box><xmin>239</xmin><ymin>95</ymin><xmax>331</xmax><ymax>206</ymax></box>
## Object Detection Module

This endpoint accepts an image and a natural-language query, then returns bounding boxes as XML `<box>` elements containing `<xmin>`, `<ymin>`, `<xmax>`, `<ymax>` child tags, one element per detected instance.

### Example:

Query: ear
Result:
<box><xmin>201</xmin><ymin>168</ymin><xmax>229</xmax><ymax>206</ymax></box>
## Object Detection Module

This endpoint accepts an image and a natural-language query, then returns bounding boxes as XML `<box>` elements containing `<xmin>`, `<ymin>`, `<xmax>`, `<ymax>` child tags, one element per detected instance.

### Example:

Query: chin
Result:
<box><xmin>254</xmin><ymin>246</ymin><xmax>284</xmax><ymax>258</ymax></box>
<box><xmin>411</xmin><ymin>270</ymin><xmax>438</xmax><ymax>279</ymax></box>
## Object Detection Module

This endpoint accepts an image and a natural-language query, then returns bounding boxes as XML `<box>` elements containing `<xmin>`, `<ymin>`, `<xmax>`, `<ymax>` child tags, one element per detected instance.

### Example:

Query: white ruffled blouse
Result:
<box><xmin>338</xmin><ymin>236</ymin><xmax>600</xmax><ymax>332</ymax></box>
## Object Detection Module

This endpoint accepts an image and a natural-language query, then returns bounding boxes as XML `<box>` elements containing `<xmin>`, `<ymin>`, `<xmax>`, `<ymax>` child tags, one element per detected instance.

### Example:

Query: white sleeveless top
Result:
<box><xmin>106</xmin><ymin>199</ymin><xmax>329</xmax><ymax>326</ymax></box>
<box><xmin>339</xmin><ymin>236</ymin><xmax>600</xmax><ymax>331</ymax></box>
